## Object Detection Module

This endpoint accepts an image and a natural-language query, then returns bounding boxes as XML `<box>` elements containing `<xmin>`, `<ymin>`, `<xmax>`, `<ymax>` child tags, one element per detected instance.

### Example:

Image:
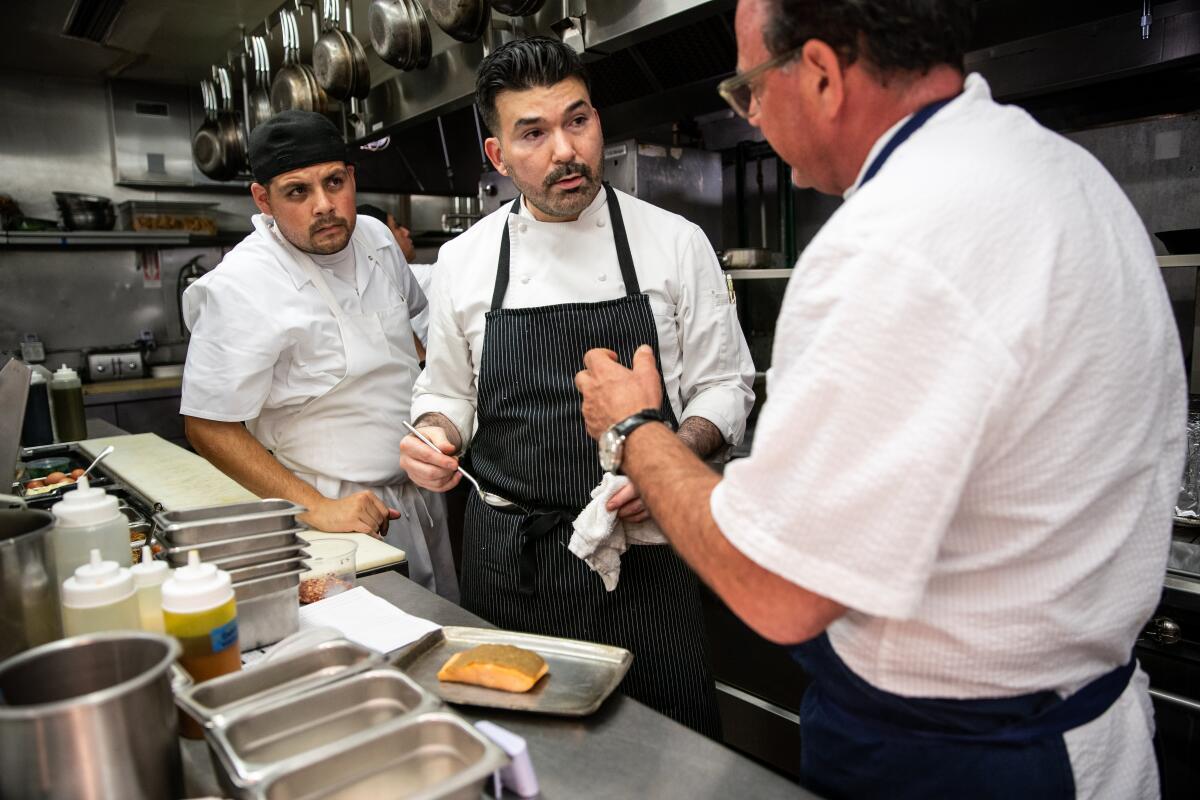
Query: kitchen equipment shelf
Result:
<box><xmin>727</xmin><ymin>257</ymin><xmax>1200</xmax><ymax>280</ymax></box>
<box><xmin>0</xmin><ymin>230</ymin><xmax>247</xmax><ymax>248</ymax></box>
<box><xmin>1157</xmin><ymin>254</ymin><xmax>1200</xmax><ymax>268</ymax></box>
<box><xmin>725</xmin><ymin>269</ymin><xmax>792</xmax><ymax>280</ymax></box>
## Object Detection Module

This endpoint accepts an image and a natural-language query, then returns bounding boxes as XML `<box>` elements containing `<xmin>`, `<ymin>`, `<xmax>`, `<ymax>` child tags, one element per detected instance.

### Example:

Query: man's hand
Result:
<box><xmin>299</xmin><ymin>491</ymin><xmax>400</xmax><ymax>539</ymax></box>
<box><xmin>606</xmin><ymin>481</ymin><xmax>650</xmax><ymax>522</ymax></box>
<box><xmin>575</xmin><ymin>345</ymin><xmax>664</xmax><ymax>439</ymax></box>
<box><xmin>399</xmin><ymin>426</ymin><xmax>462</xmax><ymax>492</ymax></box>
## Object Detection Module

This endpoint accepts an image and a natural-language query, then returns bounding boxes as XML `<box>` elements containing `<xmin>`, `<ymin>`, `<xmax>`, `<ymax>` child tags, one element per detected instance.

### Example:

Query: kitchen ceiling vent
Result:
<box><xmin>62</xmin><ymin>0</ymin><xmax>127</xmax><ymax>44</ymax></box>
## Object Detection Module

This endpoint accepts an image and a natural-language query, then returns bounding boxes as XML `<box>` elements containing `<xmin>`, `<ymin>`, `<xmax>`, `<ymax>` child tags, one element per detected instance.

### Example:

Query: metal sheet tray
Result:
<box><xmin>154</xmin><ymin>499</ymin><xmax>306</xmax><ymax>544</ymax></box>
<box><xmin>391</xmin><ymin>626</ymin><xmax>632</xmax><ymax>716</ymax></box>
<box><xmin>207</xmin><ymin>668</ymin><xmax>441</xmax><ymax>793</ymax></box>
<box><xmin>249</xmin><ymin>711</ymin><xmax>508</xmax><ymax>800</ymax></box>
<box><xmin>176</xmin><ymin>639</ymin><xmax>381</xmax><ymax>729</ymax></box>
<box><xmin>162</xmin><ymin>528</ymin><xmax>306</xmax><ymax>566</ymax></box>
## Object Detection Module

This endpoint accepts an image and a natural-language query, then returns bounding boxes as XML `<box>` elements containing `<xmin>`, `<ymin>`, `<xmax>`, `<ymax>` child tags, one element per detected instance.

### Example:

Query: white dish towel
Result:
<box><xmin>569</xmin><ymin>474</ymin><xmax>667</xmax><ymax>591</ymax></box>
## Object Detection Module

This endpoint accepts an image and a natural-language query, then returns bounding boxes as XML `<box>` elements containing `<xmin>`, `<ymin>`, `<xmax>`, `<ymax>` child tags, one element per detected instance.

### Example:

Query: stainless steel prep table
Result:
<box><xmin>181</xmin><ymin>570</ymin><xmax>813</xmax><ymax>799</ymax></box>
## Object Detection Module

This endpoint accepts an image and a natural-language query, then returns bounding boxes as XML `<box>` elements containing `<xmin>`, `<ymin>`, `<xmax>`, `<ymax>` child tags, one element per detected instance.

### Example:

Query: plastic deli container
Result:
<box><xmin>299</xmin><ymin>538</ymin><xmax>357</xmax><ymax>605</ymax></box>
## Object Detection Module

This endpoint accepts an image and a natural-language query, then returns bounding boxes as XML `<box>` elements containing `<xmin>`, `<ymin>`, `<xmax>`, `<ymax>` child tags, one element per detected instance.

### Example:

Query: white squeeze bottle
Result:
<box><xmin>131</xmin><ymin>546</ymin><xmax>169</xmax><ymax>633</ymax></box>
<box><xmin>49</xmin><ymin>475</ymin><xmax>130</xmax><ymax>588</ymax></box>
<box><xmin>60</xmin><ymin>549</ymin><xmax>140</xmax><ymax>636</ymax></box>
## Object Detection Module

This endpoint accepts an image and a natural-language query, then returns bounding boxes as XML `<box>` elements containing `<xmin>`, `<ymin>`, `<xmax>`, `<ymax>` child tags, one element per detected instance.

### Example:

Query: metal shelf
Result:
<box><xmin>724</xmin><ymin>269</ymin><xmax>793</xmax><ymax>280</ymax></box>
<box><xmin>0</xmin><ymin>230</ymin><xmax>247</xmax><ymax>248</ymax></box>
<box><xmin>1158</xmin><ymin>254</ymin><xmax>1200</xmax><ymax>269</ymax></box>
<box><xmin>726</xmin><ymin>257</ymin><xmax>1196</xmax><ymax>278</ymax></box>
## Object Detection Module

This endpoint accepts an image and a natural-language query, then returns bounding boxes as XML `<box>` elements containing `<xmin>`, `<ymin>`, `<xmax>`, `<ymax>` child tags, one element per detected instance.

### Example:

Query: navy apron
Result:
<box><xmin>459</xmin><ymin>184</ymin><xmax>721</xmax><ymax>737</ymax></box>
<box><xmin>789</xmin><ymin>97</ymin><xmax>1137</xmax><ymax>798</ymax></box>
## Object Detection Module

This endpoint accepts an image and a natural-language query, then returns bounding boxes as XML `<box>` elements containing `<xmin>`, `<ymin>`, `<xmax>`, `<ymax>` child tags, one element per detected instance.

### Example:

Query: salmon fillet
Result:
<box><xmin>437</xmin><ymin>643</ymin><xmax>549</xmax><ymax>693</ymax></box>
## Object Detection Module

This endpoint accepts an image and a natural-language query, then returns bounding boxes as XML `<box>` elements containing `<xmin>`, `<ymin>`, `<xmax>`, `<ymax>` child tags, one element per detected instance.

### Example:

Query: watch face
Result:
<box><xmin>599</xmin><ymin>428</ymin><xmax>621</xmax><ymax>473</ymax></box>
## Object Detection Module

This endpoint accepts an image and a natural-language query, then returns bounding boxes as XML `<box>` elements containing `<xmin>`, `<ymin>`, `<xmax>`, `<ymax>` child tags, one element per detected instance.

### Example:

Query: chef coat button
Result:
<box><xmin>518</xmin><ymin>223</ymin><xmax>528</xmax><ymax>234</ymax></box>
<box><xmin>596</xmin><ymin>218</ymin><xmax>606</xmax><ymax>228</ymax></box>
<box><xmin>598</xmin><ymin>273</ymin><xmax>607</xmax><ymax>282</ymax></box>
<box><xmin>521</xmin><ymin>275</ymin><xmax>531</xmax><ymax>284</ymax></box>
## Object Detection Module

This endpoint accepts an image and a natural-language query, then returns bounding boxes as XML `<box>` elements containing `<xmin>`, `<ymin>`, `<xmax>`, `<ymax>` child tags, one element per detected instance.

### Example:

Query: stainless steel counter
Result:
<box><xmin>182</xmin><ymin>570</ymin><xmax>812</xmax><ymax>799</ymax></box>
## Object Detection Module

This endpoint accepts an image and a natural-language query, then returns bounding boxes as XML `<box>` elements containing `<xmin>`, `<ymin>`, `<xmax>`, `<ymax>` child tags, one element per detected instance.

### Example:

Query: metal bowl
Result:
<box><xmin>53</xmin><ymin>193</ymin><xmax>116</xmax><ymax>231</ymax></box>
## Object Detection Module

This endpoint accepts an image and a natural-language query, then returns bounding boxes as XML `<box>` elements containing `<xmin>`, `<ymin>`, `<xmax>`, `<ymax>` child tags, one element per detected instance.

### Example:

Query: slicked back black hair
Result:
<box><xmin>475</xmin><ymin>36</ymin><xmax>590</xmax><ymax>134</ymax></box>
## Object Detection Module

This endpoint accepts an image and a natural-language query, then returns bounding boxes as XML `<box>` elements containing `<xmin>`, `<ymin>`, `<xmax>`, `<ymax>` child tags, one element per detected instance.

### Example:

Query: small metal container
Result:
<box><xmin>228</xmin><ymin>556</ymin><xmax>307</xmax><ymax>584</ymax></box>
<box><xmin>210</xmin><ymin>543</ymin><xmax>309</xmax><ymax>571</ymax></box>
<box><xmin>233</xmin><ymin>568</ymin><xmax>304</xmax><ymax>651</ymax></box>
<box><xmin>208</xmin><ymin>668</ymin><xmax>440</xmax><ymax>794</ymax></box>
<box><xmin>154</xmin><ymin>499</ymin><xmax>306</xmax><ymax>544</ymax></box>
<box><xmin>175</xmin><ymin>639</ymin><xmax>380</xmax><ymax>730</ymax></box>
<box><xmin>252</xmin><ymin>711</ymin><xmax>508</xmax><ymax>800</ymax></box>
<box><xmin>162</xmin><ymin>528</ymin><xmax>306</xmax><ymax>566</ymax></box>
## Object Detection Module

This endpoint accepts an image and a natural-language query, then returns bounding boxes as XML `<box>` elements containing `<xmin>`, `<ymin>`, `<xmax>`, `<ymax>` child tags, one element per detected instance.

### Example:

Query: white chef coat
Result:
<box><xmin>407</xmin><ymin>262</ymin><xmax>434</xmax><ymax>343</ymax></box>
<box><xmin>181</xmin><ymin>214</ymin><xmax>425</xmax><ymax>428</ymax></box>
<box><xmin>412</xmin><ymin>187</ymin><xmax>756</xmax><ymax>447</ymax></box>
<box><xmin>711</xmin><ymin>74</ymin><xmax>1184</xmax><ymax>798</ymax></box>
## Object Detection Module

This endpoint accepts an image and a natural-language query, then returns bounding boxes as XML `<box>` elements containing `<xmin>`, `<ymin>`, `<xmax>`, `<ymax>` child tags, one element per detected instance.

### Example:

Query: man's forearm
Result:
<box><xmin>676</xmin><ymin>416</ymin><xmax>725</xmax><ymax>459</ymax></box>
<box><xmin>623</xmin><ymin>422</ymin><xmax>844</xmax><ymax>644</ymax></box>
<box><xmin>184</xmin><ymin>416</ymin><xmax>326</xmax><ymax>508</ymax></box>
<box><xmin>414</xmin><ymin>412</ymin><xmax>463</xmax><ymax>453</ymax></box>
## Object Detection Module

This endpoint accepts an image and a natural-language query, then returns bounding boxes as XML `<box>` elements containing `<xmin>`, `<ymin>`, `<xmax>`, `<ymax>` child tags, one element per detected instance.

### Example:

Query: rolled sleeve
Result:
<box><xmin>410</xmin><ymin>257</ymin><xmax>478</xmax><ymax>444</ymax></box>
<box><xmin>710</xmin><ymin>244</ymin><xmax>1018</xmax><ymax>619</ymax></box>
<box><xmin>180</xmin><ymin>274</ymin><xmax>287</xmax><ymax>422</ymax></box>
<box><xmin>675</xmin><ymin>227</ymin><xmax>756</xmax><ymax>444</ymax></box>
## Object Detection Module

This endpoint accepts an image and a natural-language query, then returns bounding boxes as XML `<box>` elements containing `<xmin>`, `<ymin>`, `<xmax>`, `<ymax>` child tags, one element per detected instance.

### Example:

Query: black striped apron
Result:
<box><xmin>459</xmin><ymin>184</ymin><xmax>721</xmax><ymax>737</ymax></box>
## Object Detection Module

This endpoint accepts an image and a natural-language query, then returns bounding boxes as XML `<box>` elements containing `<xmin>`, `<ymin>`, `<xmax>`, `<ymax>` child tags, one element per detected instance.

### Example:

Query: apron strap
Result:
<box><xmin>489</xmin><ymin>183</ymin><xmax>641</xmax><ymax>312</ymax></box>
<box><xmin>603</xmin><ymin>184</ymin><xmax>641</xmax><ymax>295</ymax></box>
<box><xmin>859</xmin><ymin>96</ymin><xmax>955</xmax><ymax>188</ymax></box>
<box><xmin>490</xmin><ymin>195</ymin><xmax>523</xmax><ymax>312</ymax></box>
<box><xmin>516</xmin><ymin>508</ymin><xmax>577</xmax><ymax>596</ymax></box>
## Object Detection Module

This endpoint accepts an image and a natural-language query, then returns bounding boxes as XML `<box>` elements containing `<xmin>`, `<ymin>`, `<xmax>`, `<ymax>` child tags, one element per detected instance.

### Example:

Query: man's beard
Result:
<box><xmin>507</xmin><ymin>158</ymin><xmax>603</xmax><ymax>219</ymax></box>
<box><xmin>283</xmin><ymin>214</ymin><xmax>352</xmax><ymax>255</ymax></box>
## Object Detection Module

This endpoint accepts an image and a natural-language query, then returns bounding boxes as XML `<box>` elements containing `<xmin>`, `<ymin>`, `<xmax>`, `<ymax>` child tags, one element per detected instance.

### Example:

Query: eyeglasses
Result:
<box><xmin>717</xmin><ymin>46</ymin><xmax>805</xmax><ymax>119</ymax></box>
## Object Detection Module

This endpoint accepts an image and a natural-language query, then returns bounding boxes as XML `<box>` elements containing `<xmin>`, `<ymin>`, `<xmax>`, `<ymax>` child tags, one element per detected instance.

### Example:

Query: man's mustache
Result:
<box><xmin>545</xmin><ymin>162</ymin><xmax>593</xmax><ymax>188</ymax></box>
<box><xmin>310</xmin><ymin>216</ymin><xmax>349</xmax><ymax>235</ymax></box>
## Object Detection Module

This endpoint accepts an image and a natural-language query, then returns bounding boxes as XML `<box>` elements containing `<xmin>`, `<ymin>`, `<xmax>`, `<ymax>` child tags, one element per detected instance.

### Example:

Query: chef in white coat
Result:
<box><xmin>575</xmin><ymin>1</ymin><xmax>1183</xmax><ymax>797</ymax></box>
<box><xmin>401</xmin><ymin>37</ymin><xmax>755</xmax><ymax>736</ymax></box>
<box><xmin>181</xmin><ymin>111</ymin><xmax>458</xmax><ymax>601</ymax></box>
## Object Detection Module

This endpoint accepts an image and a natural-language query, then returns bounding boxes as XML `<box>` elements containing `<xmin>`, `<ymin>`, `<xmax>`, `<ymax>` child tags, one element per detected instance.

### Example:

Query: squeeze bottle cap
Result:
<box><xmin>161</xmin><ymin>550</ymin><xmax>233</xmax><ymax>613</ymax></box>
<box><xmin>52</xmin><ymin>364</ymin><xmax>79</xmax><ymax>381</ymax></box>
<box><xmin>30</xmin><ymin>370</ymin><xmax>45</xmax><ymax>385</ymax></box>
<box><xmin>62</xmin><ymin>549</ymin><xmax>135</xmax><ymax>608</ymax></box>
<box><xmin>51</xmin><ymin>475</ymin><xmax>120</xmax><ymax>527</ymax></box>
<box><xmin>131</xmin><ymin>547</ymin><xmax>169</xmax><ymax>587</ymax></box>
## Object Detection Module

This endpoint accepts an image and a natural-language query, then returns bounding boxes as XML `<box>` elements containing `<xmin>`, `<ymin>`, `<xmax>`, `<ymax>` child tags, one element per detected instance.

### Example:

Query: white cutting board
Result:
<box><xmin>78</xmin><ymin>434</ymin><xmax>406</xmax><ymax>572</ymax></box>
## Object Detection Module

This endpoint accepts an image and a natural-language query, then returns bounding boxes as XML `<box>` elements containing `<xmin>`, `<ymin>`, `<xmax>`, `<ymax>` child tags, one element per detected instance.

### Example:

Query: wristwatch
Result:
<box><xmin>599</xmin><ymin>408</ymin><xmax>670</xmax><ymax>474</ymax></box>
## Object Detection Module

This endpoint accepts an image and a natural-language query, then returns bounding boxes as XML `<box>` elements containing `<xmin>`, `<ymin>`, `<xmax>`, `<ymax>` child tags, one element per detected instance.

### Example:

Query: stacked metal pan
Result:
<box><xmin>152</xmin><ymin>500</ymin><xmax>309</xmax><ymax>650</ymax></box>
<box><xmin>175</xmin><ymin>639</ymin><xmax>508</xmax><ymax>799</ymax></box>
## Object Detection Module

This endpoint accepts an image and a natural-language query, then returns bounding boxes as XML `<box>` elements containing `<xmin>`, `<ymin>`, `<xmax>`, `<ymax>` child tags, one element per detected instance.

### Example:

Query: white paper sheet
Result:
<box><xmin>297</xmin><ymin>586</ymin><xmax>441</xmax><ymax>654</ymax></box>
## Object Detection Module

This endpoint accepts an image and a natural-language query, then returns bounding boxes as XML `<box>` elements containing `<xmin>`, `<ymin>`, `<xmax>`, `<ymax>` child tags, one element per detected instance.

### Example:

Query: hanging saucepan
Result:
<box><xmin>370</xmin><ymin>0</ymin><xmax>431</xmax><ymax>70</ymax></box>
<box><xmin>248</xmin><ymin>35</ymin><xmax>273</xmax><ymax>129</ymax></box>
<box><xmin>492</xmin><ymin>0</ymin><xmax>545</xmax><ymax>15</ymax></box>
<box><xmin>348</xmin><ymin>8</ymin><xmax>372</xmax><ymax>97</ymax></box>
<box><xmin>313</xmin><ymin>0</ymin><xmax>371</xmax><ymax>100</ymax></box>
<box><xmin>272</xmin><ymin>9</ymin><xmax>327</xmax><ymax>114</ymax></box>
<box><xmin>406</xmin><ymin>0</ymin><xmax>432</xmax><ymax>68</ymax></box>
<box><xmin>429</xmin><ymin>0</ymin><xmax>490</xmax><ymax>43</ymax></box>
<box><xmin>214</xmin><ymin>66</ymin><xmax>248</xmax><ymax>178</ymax></box>
<box><xmin>192</xmin><ymin>78</ymin><xmax>228</xmax><ymax>180</ymax></box>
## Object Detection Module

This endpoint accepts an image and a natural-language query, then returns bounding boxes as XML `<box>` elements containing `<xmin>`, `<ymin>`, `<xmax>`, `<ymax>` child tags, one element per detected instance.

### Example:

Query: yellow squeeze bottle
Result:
<box><xmin>162</xmin><ymin>550</ymin><xmax>241</xmax><ymax>738</ymax></box>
